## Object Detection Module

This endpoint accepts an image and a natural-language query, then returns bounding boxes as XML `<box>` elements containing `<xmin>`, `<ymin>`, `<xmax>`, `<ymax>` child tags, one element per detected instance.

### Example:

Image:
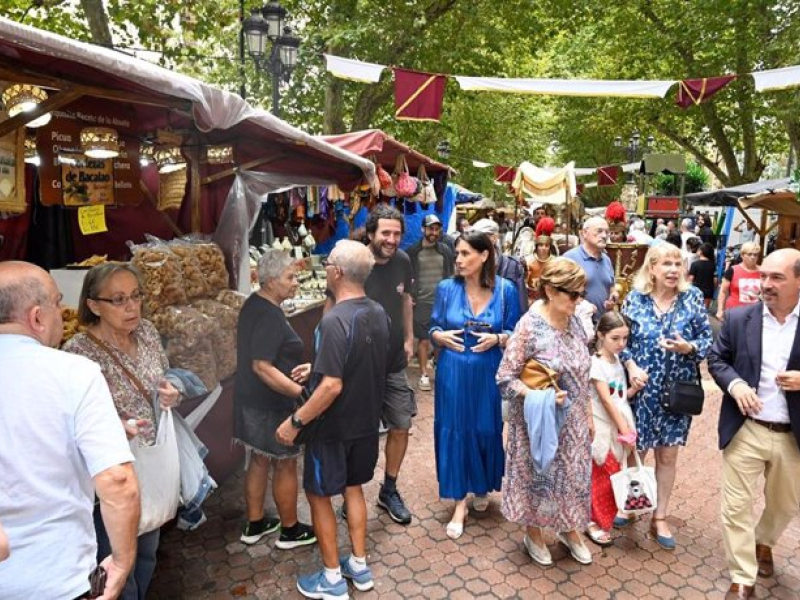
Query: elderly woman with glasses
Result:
<box><xmin>619</xmin><ymin>244</ymin><xmax>712</xmax><ymax>550</ymax></box>
<box><xmin>64</xmin><ymin>262</ymin><xmax>181</xmax><ymax>600</ymax></box>
<box><xmin>233</xmin><ymin>250</ymin><xmax>316</xmax><ymax>550</ymax></box>
<box><xmin>716</xmin><ymin>241</ymin><xmax>762</xmax><ymax>322</ymax></box>
<box><xmin>497</xmin><ymin>258</ymin><xmax>595</xmax><ymax>567</ymax></box>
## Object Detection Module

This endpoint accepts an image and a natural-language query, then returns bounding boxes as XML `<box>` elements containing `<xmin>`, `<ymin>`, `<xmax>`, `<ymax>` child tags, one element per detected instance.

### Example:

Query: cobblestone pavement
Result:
<box><xmin>150</xmin><ymin>367</ymin><xmax>800</xmax><ymax>599</ymax></box>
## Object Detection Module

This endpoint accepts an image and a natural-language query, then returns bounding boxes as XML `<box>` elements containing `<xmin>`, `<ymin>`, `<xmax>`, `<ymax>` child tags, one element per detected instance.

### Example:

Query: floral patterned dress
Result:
<box><xmin>621</xmin><ymin>287</ymin><xmax>713</xmax><ymax>450</ymax></box>
<box><xmin>496</xmin><ymin>310</ymin><xmax>592</xmax><ymax>531</ymax></box>
<box><xmin>64</xmin><ymin>319</ymin><xmax>168</xmax><ymax>445</ymax></box>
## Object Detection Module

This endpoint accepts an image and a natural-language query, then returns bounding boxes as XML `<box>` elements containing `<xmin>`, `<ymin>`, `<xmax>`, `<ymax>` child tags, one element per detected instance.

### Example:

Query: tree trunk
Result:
<box><xmin>79</xmin><ymin>0</ymin><xmax>113</xmax><ymax>47</ymax></box>
<box><xmin>323</xmin><ymin>76</ymin><xmax>346</xmax><ymax>134</ymax></box>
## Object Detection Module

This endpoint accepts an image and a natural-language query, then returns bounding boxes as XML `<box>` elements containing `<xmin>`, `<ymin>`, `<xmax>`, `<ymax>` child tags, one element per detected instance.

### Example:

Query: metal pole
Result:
<box><xmin>270</xmin><ymin>44</ymin><xmax>281</xmax><ymax>117</ymax></box>
<box><xmin>238</xmin><ymin>0</ymin><xmax>246</xmax><ymax>99</ymax></box>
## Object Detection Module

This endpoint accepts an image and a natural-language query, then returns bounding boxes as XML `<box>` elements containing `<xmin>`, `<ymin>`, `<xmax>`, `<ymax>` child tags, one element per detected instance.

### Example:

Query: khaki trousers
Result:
<box><xmin>720</xmin><ymin>420</ymin><xmax>800</xmax><ymax>585</ymax></box>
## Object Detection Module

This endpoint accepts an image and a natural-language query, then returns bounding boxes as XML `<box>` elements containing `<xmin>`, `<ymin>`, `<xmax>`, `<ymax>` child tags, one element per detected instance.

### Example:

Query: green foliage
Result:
<box><xmin>653</xmin><ymin>161</ymin><xmax>710</xmax><ymax>195</ymax></box>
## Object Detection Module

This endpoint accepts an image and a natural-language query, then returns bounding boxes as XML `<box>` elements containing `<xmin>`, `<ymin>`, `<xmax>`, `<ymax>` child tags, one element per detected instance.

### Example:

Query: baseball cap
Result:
<box><xmin>422</xmin><ymin>214</ymin><xmax>442</xmax><ymax>227</ymax></box>
<box><xmin>471</xmin><ymin>218</ymin><xmax>499</xmax><ymax>235</ymax></box>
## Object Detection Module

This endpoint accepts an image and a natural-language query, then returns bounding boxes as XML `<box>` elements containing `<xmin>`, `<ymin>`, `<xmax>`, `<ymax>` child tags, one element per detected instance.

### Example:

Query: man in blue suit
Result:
<box><xmin>708</xmin><ymin>248</ymin><xmax>800</xmax><ymax>600</ymax></box>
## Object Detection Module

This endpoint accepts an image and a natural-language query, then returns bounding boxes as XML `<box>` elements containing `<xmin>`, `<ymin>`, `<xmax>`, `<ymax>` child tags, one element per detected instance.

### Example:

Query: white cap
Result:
<box><xmin>471</xmin><ymin>218</ymin><xmax>499</xmax><ymax>235</ymax></box>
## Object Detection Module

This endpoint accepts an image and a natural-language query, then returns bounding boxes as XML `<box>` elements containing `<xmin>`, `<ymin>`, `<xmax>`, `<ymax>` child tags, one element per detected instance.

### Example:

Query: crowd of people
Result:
<box><xmin>1</xmin><ymin>202</ymin><xmax>799</xmax><ymax>600</ymax></box>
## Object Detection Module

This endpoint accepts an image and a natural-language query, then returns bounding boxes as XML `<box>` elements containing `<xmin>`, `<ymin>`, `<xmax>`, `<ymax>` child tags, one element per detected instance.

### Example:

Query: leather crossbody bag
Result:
<box><xmin>659</xmin><ymin>300</ymin><xmax>704</xmax><ymax>416</ymax></box>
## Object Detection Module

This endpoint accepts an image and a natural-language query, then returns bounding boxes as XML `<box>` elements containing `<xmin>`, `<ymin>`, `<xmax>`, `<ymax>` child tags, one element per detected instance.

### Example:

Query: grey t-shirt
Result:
<box><xmin>416</xmin><ymin>246</ymin><xmax>445</xmax><ymax>303</ymax></box>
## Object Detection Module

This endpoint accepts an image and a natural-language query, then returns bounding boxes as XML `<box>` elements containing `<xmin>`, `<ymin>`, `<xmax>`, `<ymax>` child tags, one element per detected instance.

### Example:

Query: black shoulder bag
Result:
<box><xmin>660</xmin><ymin>298</ymin><xmax>705</xmax><ymax>416</ymax></box>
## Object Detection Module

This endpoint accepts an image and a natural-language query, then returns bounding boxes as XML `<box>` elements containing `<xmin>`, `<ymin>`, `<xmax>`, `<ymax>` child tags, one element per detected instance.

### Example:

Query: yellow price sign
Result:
<box><xmin>78</xmin><ymin>205</ymin><xmax>109</xmax><ymax>235</ymax></box>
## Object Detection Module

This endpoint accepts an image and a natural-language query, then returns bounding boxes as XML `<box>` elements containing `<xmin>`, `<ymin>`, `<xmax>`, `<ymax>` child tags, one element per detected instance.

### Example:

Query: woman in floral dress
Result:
<box><xmin>620</xmin><ymin>243</ymin><xmax>712</xmax><ymax>550</ymax></box>
<box><xmin>497</xmin><ymin>258</ymin><xmax>594</xmax><ymax>567</ymax></box>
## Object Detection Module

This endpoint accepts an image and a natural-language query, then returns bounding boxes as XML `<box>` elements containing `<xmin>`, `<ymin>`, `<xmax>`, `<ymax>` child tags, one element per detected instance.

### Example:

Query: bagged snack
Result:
<box><xmin>190</xmin><ymin>298</ymin><xmax>239</xmax><ymax>329</ymax></box>
<box><xmin>195</xmin><ymin>242</ymin><xmax>229</xmax><ymax>293</ymax></box>
<box><xmin>129</xmin><ymin>241</ymin><xmax>187</xmax><ymax>314</ymax></box>
<box><xmin>167</xmin><ymin>337</ymin><xmax>219</xmax><ymax>390</ymax></box>
<box><xmin>215</xmin><ymin>289</ymin><xmax>247</xmax><ymax>311</ymax></box>
<box><xmin>169</xmin><ymin>241</ymin><xmax>210</xmax><ymax>299</ymax></box>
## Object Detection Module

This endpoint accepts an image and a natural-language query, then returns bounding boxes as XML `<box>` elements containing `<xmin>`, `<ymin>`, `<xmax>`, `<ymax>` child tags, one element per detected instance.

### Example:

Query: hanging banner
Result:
<box><xmin>394</xmin><ymin>68</ymin><xmax>447</xmax><ymax>122</ymax></box>
<box><xmin>61</xmin><ymin>153</ymin><xmax>114</xmax><ymax>206</ymax></box>
<box><xmin>77</xmin><ymin>204</ymin><xmax>108</xmax><ymax>234</ymax></box>
<box><xmin>676</xmin><ymin>76</ymin><xmax>736</xmax><ymax>108</ymax></box>
<box><xmin>37</xmin><ymin>97</ymin><xmax>140</xmax><ymax>206</ymax></box>
<box><xmin>597</xmin><ymin>165</ymin><xmax>622</xmax><ymax>187</ymax></box>
<box><xmin>324</xmin><ymin>54</ymin><xmax>385</xmax><ymax>83</ymax></box>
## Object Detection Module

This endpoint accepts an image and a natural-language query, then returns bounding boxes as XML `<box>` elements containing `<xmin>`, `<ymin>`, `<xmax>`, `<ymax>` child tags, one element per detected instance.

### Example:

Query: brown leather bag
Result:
<box><xmin>521</xmin><ymin>359</ymin><xmax>560</xmax><ymax>391</ymax></box>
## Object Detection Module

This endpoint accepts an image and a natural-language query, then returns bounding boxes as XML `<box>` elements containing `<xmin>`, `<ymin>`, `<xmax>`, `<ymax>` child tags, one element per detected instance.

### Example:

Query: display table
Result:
<box><xmin>177</xmin><ymin>300</ymin><xmax>325</xmax><ymax>484</ymax></box>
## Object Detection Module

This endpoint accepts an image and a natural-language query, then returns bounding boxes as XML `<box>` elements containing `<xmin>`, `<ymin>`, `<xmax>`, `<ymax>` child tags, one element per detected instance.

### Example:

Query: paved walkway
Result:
<box><xmin>150</xmin><ymin>367</ymin><xmax>800</xmax><ymax>599</ymax></box>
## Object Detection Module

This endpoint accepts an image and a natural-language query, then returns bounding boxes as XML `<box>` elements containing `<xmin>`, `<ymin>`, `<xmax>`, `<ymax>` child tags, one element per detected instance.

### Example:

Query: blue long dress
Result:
<box><xmin>430</xmin><ymin>277</ymin><xmax>521</xmax><ymax>500</ymax></box>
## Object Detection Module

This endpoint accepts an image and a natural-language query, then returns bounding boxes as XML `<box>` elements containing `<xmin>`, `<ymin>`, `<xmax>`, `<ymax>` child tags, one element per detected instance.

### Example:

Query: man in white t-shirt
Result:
<box><xmin>0</xmin><ymin>261</ymin><xmax>140</xmax><ymax>600</ymax></box>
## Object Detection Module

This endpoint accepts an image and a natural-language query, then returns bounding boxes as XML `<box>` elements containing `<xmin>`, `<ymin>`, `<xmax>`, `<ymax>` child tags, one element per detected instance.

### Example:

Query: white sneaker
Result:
<box><xmin>523</xmin><ymin>534</ymin><xmax>553</xmax><ymax>566</ymax></box>
<box><xmin>418</xmin><ymin>375</ymin><xmax>431</xmax><ymax>391</ymax></box>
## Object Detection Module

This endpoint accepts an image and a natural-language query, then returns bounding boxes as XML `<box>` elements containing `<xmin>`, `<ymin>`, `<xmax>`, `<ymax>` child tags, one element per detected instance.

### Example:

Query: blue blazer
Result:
<box><xmin>707</xmin><ymin>302</ymin><xmax>800</xmax><ymax>450</ymax></box>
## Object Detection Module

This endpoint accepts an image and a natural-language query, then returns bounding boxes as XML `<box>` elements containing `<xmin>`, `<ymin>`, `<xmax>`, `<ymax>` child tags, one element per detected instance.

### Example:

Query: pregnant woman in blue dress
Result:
<box><xmin>430</xmin><ymin>231</ymin><xmax>520</xmax><ymax>540</ymax></box>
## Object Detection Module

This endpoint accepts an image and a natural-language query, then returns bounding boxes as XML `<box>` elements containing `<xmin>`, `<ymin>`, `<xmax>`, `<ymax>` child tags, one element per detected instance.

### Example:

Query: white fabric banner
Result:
<box><xmin>324</xmin><ymin>54</ymin><xmax>385</xmax><ymax>83</ymax></box>
<box><xmin>513</xmin><ymin>161</ymin><xmax>577</xmax><ymax>205</ymax></box>
<box><xmin>472</xmin><ymin>160</ymin><xmax>492</xmax><ymax>168</ymax></box>
<box><xmin>751</xmin><ymin>65</ymin><xmax>800</xmax><ymax>92</ymax></box>
<box><xmin>454</xmin><ymin>76</ymin><xmax>676</xmax><ymax>98</ymax></box>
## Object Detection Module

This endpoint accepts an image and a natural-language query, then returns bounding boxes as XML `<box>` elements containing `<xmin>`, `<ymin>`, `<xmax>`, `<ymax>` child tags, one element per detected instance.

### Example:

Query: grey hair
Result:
<box><xmin>582</xmin><ymin>216</ymin><xmax>608</xmax><ymax>232</ymax></box>
<box><xmin>78</xmin><ymin>262</ymin><xmax>142</xmax><ymax>325</ymax></box>
<box><xmin>0</xmin><ymin>275</ymin><xmax>49</xmax><ymax>324</ymax></box>
<box><xmin>630</xmin><ymin>219</ymin><xmax>646</xmax><ymax>232</ymax></box>
<box><xmin>681</xmin><ymin>218</ymin><xmax>693</xmax><ymax>229</ymax></box>
<box><xmin>258</xmin><ymin>250</ymin><xmax>295</xmax><ymax>287</ymax></box>
<box><xmin>330</xmin><ymin>240</ymin><xmax>375</xmax><ymax>285</ymax></box>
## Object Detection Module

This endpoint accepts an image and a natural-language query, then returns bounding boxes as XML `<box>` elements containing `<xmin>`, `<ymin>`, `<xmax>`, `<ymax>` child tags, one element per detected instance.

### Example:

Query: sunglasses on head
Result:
<box><xmin>554</xmin><ymin>286</ymin><xmax>586</xmax><ymax>301</ymax></box>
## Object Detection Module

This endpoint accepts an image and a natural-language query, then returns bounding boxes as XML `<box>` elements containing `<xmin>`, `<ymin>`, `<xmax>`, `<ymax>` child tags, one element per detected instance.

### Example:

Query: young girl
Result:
<box><xmin>585</xmin><ymin>312</ymin><xmax>644</xmax><ymax>546</ymax></box>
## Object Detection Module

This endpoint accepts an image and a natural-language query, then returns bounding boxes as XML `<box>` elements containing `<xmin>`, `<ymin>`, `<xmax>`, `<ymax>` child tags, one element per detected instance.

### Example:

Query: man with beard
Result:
<box><xmin>563</xmin><ymin>216</ymin><xmax>617</xmax><ymax>320</ymax></box>
<box><xmin>407</xmin><ymin>214</ymin><xmax>454</xmax><ymax>391</ymax></box>
<box><xmin>360</xmin><ymin>204</ymin><xmax>415</xmax><ymax>524</ymax></box>
<box><xmin>708</xmin><ymin>248</ymin><xmax>800</xmax><ymax>599</ymax></box>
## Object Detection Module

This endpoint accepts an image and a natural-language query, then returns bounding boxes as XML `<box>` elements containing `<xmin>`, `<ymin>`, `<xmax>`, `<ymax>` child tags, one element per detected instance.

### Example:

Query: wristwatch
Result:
<box><xmin>290</xmin><ymin>412</ymin><xmax>305</xmax><ymax>429</ymax></box>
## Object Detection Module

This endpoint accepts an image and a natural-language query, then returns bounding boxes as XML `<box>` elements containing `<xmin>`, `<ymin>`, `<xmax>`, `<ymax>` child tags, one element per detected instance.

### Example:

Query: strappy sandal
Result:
<box><xmin>585</xmin><ymin>522</ymin><xmax>613</xmax><ymax>547</ymax></box>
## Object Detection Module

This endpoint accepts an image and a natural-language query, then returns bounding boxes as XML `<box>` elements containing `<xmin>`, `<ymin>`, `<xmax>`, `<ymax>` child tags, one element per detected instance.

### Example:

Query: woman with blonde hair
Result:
<box><xmin>618</xmin><ymin>244</ymin><xmax>712</xmax><ymax>550</ymax></box>
<box><xmin>497</xmin><ymin>258</ymin><xmax>594</xmax><ymax>566</ymax></box>
<box><xmin>716</xmin><ymin>241</ymin><xmax>761</xmax><ymax>321</ymax></box>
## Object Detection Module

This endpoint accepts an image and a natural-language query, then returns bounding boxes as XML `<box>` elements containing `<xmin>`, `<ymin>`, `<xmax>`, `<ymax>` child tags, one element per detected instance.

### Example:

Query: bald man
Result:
<box><xmin>562</xmin><ymin>217</ymin><xmax>617</xmax><ymax>319</ymax></box>
<box><xmin>0</xmin><ymin>261</ymin><xmax>140</xmax><ymax>600</ymax></box>
<box><xmin>708</xmin><ymin>249</ymin><xmax>800</xmax><ymax>599</ymax></box>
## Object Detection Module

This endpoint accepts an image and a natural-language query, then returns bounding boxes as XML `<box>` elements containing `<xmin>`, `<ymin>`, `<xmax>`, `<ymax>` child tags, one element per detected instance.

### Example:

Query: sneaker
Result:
<box><xmin>418</xmin><ymin>375</ymin><xmax>431</xmax><ymax>391</ymax></box>
<box><xmin>176</xmin><ymin>510</ymin><xmax>207</xmax><ymax>532</ymax></box>
<box><xmin>524</xmin><ymin>534</ymin><xmax>553</xmax><ymax>567</ymax></box>
<box><xmin>340</xmin><ymin>556</ymin><xmax>374</xmax><ymax>592</ymax></box>
<box><xmin>296</xmin><ymin>570</ymin><xmax>349</xmax><ymax>600</ymax></box>
<box><xmin>276</xmin><ymin>522</ymin><xmax>317</xmax><ymax>549</ymax></box>
<box><xmin>240</xmin><ymin>516</ymin><xmax>280</xmax><ymax>545</ymax></box>
<box><xmin>377</xmin><ymin>487</ymin><xmax>412</xmax><ymax>525</ymax></box>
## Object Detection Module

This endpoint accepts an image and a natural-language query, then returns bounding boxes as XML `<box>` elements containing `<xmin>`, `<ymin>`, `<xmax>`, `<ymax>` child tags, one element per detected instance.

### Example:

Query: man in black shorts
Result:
<box><xmin>277</xmin><ymin>240</ymin><xmax>390</xmax><ymax>599</ymax></box>
<box><xmin>363</xmin><ymin>205</ymin><xmax>416</xmax><ymax>525</ymax></box>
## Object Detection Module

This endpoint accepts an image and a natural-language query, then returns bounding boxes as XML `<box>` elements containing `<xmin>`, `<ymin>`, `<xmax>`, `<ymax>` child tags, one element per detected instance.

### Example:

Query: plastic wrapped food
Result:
<box><xmin>129</xmin><ymin>242</ymin><xmax>187</xmax><ymax>314</ymax></box>
<box><xmin>195</xmin><ymin>243</ymin><xmax>229</xmax><ymax>293</ymax></box>
<box><xmin>167</xmin><ymin>337</ymin><xmax>219</xmax><ymax>390</ymax></box>
<box><xmin>212</xmin><ymin>328</ymin><xmax>237</xmax><ymax>381</ymax></box>
<box><xmin>215</xmin><ymin>289</ymin><xmax>247</xmax><ymax>311</ymax></box>
<box><xmin>190</xmin><ymin>298</ymin><xmax>239</xmax><ymax>329</ymax></box>
<box><xmin>169</xmin><ymin>242</ymin><xmax>210</xmax><ymax>299</ymax></box>
<box><xmin>149</xmin><ymin>305</ymin><xmax>216</xmax><ymax>350</ymax></box>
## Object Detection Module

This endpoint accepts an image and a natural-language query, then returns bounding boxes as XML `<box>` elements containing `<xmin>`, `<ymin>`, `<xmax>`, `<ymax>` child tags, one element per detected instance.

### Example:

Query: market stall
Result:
<box><xmin>0</xmin><ymin>17</ymin><xmax>374</xmax><ymax>482</ymax></box>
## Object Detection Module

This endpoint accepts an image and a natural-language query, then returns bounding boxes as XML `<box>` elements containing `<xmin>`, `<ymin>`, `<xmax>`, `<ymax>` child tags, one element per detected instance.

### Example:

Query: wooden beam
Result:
<box><xmin>200</xmin><ymin>154</ymin><xmax>285</xmax><ymax>185</ymax></box>
<box><xmin>186</xmin><ymin>144</ymin><xmax>202</xmax><ymax>233</ymax></box>
<box><xmin>139</xmin><ymin>180</ymin><xmax>184</xmax><ymax>238</ymax></box>
<box><xmin>0</xmin><ymin>89</ymin><xmax>84</xmax><ymax>138</ymax></box>
<box><xmin>0</xmin><ymin>59</ymin><xmax>193</xmax><ymax>113</ymax></box>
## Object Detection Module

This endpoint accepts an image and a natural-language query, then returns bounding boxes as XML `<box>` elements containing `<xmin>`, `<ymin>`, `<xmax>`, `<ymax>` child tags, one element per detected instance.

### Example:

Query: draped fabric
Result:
<box><xmin>454</xmin><ymin>76</ymin><xmax>676</xmax><ymax>98</ymax></box>
<box><xmin>676</xmin><ymin>76</ymin><xmax>736</xmax><ymax>108</ymax></box>
<box><xmin>323</xmin><ymin>54</ymin><xmax>385</xmax><ymax>83</ymax></box>
<box><xmin>393</xmin><ymin>68</ymin><xmax>447</xmax><ymax>122</ymax></box>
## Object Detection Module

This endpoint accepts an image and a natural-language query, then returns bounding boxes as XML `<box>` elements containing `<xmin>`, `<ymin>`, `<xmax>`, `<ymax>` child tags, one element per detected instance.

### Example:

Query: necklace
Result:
<box><xmin>652</xmin><ymin>293</ymin><xmax>677</xmax><ymax>316</ymax></box>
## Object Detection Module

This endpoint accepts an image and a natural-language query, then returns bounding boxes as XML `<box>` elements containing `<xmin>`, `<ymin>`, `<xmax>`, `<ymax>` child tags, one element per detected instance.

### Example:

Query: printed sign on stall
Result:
<box><xmin>61</xmin><ymin>153</ymin><xmax>114</xmax><ymax>206</ymax></box>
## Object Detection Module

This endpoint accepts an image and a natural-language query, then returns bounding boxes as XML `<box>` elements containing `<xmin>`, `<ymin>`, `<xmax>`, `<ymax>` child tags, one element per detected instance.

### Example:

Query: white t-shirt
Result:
<box><xmin>590</xmin><ymin>354</ymin><xmax>635</xmax><ymax>464</ymax></box>
<box><xmin>0</xmin><ymin>334</ymin><xmax>134</xmax><ymax>599</ymax></box>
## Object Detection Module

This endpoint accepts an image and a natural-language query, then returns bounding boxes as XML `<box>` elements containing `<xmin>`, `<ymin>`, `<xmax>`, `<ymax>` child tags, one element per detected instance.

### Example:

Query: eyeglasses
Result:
<box><xmin>554</xmin><ymin>286</ymin><xmax>586</xmax><ymax>301</ymax></box>
<box><xmin>92</xmin><ymin>290</ymin><xmax>144</xmax><ymax>307</ymax></box>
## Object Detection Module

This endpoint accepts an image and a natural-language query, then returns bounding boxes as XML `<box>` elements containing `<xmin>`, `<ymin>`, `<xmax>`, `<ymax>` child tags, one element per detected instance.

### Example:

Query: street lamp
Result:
<box><xmin>614</xmin><ymin>130</ymin><xmax>654</xmax><ymax>163</ymax></box>
<box><xmin>436</xmin><ymin>140</ymin><xmax>451</xmax><ymax>160</ymax></box>
<box><xmin>242</xmin><ymin>1</ymin><xmax>301</xmax><ymax>118</ymax></box>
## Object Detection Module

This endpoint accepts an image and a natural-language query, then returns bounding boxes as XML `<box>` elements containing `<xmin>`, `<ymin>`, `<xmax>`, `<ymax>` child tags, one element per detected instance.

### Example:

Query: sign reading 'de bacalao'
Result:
<box><xmin>36</xmin><ymin>97</ymin><xmax>141</xmax><ymax>206</ymax></box>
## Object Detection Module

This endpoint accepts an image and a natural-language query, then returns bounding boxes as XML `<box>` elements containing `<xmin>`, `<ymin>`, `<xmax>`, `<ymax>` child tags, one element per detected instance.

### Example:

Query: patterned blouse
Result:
<box><xmin>64</xmin><ymin>319</ymin><xmax>168</xmax><ymax>445</ymax></box>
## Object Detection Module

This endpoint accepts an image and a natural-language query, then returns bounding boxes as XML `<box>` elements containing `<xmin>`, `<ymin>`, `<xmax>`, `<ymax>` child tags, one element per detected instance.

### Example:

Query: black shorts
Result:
<box><xmin>303</xmin><ymin>435</ymin><xmax>379</xmax><ymax>497</ymax></box>
<box><xmin>413</xmin><ymin>301</ymin><xmax>433</xmax><ymax>340</ymax></box>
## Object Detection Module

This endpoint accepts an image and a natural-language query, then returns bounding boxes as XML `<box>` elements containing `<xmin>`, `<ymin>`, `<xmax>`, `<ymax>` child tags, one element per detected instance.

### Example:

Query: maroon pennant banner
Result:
<box><xmin>394</xmin><ymin>68</ymin><xmax>447</xmax><ymax>122</ymax></box>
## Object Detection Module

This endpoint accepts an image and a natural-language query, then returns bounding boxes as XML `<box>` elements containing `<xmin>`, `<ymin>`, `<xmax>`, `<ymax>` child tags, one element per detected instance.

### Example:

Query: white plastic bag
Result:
<box><xmin>610</xmin><ymin>451</ymin><xmax>657</xmax><ymax>516</ymax></box>
<box><xmin>130</xmin><ymin>408</ymin><xmax>181</xmax><ymax>535</ymax></box>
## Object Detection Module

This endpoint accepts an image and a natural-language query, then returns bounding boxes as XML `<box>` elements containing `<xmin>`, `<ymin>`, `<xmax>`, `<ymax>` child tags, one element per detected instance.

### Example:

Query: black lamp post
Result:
<box><xmin>614</xmin><ymin>131</ymin><xmax>654</xmax><ymax>163</ymax></box>
<box><xmin>242</xmin><ymin>1</ymin><xmax>300</xmax><ymax>118</ymax></box>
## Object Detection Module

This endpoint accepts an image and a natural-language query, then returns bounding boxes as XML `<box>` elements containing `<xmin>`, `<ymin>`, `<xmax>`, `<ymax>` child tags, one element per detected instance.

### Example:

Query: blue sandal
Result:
<box><xmin>612</xmin><ymin>514</ymin><xmax>637</xmax><ymax>529</ymax></box>
<box><xmin>650</xmin><ymin>517</ymin><xmax>676</xmax><ymax>550</ymax></box>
